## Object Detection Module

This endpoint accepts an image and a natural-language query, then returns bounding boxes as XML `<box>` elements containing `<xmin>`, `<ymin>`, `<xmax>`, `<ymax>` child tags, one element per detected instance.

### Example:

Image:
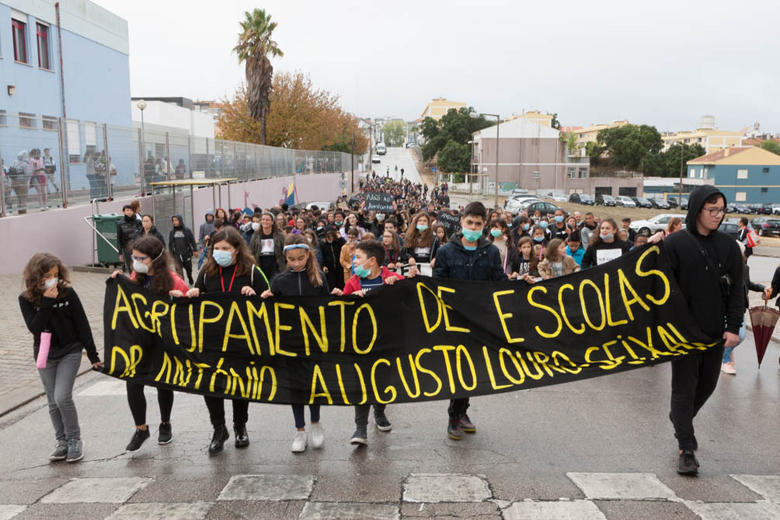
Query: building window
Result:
<box><xmin>737</xmin><ymin>169</ymin><xmax>748</xmax><ymax>179</ymax></box>
<box><xmin>761</xmin><ymin>187</ymin><xmax>768</xmax><ymax>193</ymax></box>
<box><xmin>42</xmin><ymin>115</ymin><xmax>58</xmax><ymax>131</ymax></box>
<box><xmin>763</xmin><ymin>167</ymin><xmax>769</xmax><ymax>173</ymax></box>
<box><xmin>12</xmin><ymin>18</ymin><xmax>28</xmax><ymax>63</ymax></box>
<box><xmin>735</xmin><ymin>192</ymin><xmax>747</xmax><ymax>202</ymax></box>
<box><xmin>567</xmin><ymin>167</ymin><xmax>575</xmax><ymax>179</ymax></box>
<box><xmin>0</xmin><ymin>110</ymin><xmax>7</xmax><ymax>127</ymax></box>
<box><xmin>19</xmin><ymin>113</ymin><xmax>36</xmax><ymax>129</ymax></box>
<box><xmin>66</xmin><ymin>120</ymin><xmax>81</xmax><ymax>163</ymax></box>
<box><xmin>578</xmin><ymin>168</ymin><xmax>588</xmax><ymax>178</ymax></box>
<box><xmin>36</xmin><ymin>23</ymin><xmax>50</xmax><ymax>69</ymax></box>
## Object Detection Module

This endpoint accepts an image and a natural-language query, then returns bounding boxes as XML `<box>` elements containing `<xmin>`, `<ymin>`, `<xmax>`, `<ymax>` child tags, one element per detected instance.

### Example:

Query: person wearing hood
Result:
<box><xmin>659</xmin><ymin>185</ymin><xmax>744</xmax><ymax>476</ymax></box>
<box><xmin>117</xmin><ymin>204</ymin><xmax>143</xmax><ymax>273</ymax></box>
<box><xmin>141</xmin><ymin>215</ymin><xmax>165</xmax><ymax>247</ymax></box>
<box><xmin>198</xmin><ymin>211</ymin><xmax>216</xmax><ymax>269</ymax></box>
<box><xmin>8</xmin><ymin>150</ymin><xmax>31</xmax><ymax>214</ymax></box>
<box><xmin>168</xmin><ymin>215</ymin><xmax>197</xmax><ymax>285</ymax></box>
<box><xmin>433</xmin><ymin>201</ymin><xmax>507</xmax><ymax>441</ymax></box>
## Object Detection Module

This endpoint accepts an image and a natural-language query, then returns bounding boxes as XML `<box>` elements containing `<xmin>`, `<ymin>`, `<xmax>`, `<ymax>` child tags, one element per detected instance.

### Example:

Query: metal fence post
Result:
<box><xmin>103</xmin><ymin>122</ymin><xmax>112</xmax><ymax>200</ymax></box>
<box><xmin>58</xmin><ymin>117</ymin><xmax>69</xmax><ymax>208</ymax></box>
<box><xmin>165</xmin><ymin>132</ymin><xmax>172</xmax><ymax>178</ymax></box>
<box><xmin>138</xmin><ymin>127</ymin><xmax>146</xmax><ymax>197</ymax></box>
<box><xmin>187</xmin><ymin>134</ymin><xmax>193</xmax><ymax>179</ymax></box>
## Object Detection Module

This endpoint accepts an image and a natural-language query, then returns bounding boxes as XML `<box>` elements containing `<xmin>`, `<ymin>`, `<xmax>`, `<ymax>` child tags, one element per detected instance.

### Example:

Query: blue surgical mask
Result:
<box><xmin>522</xmin><ymin>224</ymin><xmax>530</xmax><ymax>231</ymax></box>
<box><xmin>554</xmin><ymin>216</ymin><xmax>564</xmax><ymax>223</ymax></box>
<box><xmin>354</xmin><ymin>263</ymin><xmax>371</xmax><ymax>278</ymax></box>
<box><xmin>539</xmin><ymin>221</ymin><xmax>549</xmax><ymax>229</ymax></box>
<box><xmin>464</xmin><ymin>245</ymin><xmax>477</xmax><ymax>251</ymax></box>
<box><xmin>213</xmin><ymin>249</ymin><xmax>234</xmax><ymax>267</ymax></box>
<box><xmin>416</xmin><ymin>224</ymin><xmax>428</xmax><ymax>231</ymax></box>
<box><xmin>533</xmin><ymin>236</ymin><xmax>545</xmax><ymax>243</ymax></box>
<box><xmin>462</xmin><ymin>228</ymin><xmax>482</xmax><ymax>242</ymax></box>
<box><xmin>490</xmin><ymin>229</ymin><xmax>503</xmax><ymax>238</ymax></box>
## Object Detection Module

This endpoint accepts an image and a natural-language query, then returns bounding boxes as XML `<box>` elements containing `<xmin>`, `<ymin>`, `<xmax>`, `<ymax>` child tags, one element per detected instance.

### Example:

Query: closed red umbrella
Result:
<box><xmin>748</xmin><ymin>305</ymin><xmax>780</xmax><ymax>367</ymax></box>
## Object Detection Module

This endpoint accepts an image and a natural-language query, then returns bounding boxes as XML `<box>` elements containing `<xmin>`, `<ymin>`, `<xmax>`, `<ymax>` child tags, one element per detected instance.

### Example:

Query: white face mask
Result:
<box><xmin>44</xmin><ymin>278</ymin><xmax>58</xmax><ymax>289</ymax></box>
<box><xmin>133</xmin><ymin>259</ymin><xmax>149</xmax><ymax>274</ymax></box>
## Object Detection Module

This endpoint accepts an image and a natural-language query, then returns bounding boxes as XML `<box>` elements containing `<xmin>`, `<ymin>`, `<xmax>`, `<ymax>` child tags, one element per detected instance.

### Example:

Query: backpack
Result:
<box><xmin>6</xmin><ymin>166</ymin><xmax>23</xmax><ymax>178</ymax></box>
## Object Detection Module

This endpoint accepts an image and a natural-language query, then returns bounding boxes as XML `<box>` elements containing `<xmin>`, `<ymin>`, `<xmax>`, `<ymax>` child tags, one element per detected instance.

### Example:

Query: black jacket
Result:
<box><xmin>19</xmin><ymin>288</ymin><xmax>100</xmax><ymax>363</ymax></box>
<box><xmin>664</xmin><ymin>185</ymin><xmax>744</xmax><ymax>337</ymax></box>
<box><xmin>771</xmin><ymin>267</ymin><xmax>780</xmax><ymax>308</ymax></box>
<box><xmin>743</xmin><ymin>264</ymin><xmax>765</xmax><ymax>310</ymax></box>
<box><xmin>168</xmin><ymin>215</ymin><xmax>197</xmax><ymax>260</ymax></box>
<box><xmin>581</xmin><ymin>239</ymin><xmax>631</xmax><ymax>269</ymax></box>
<box><xmin>433</xmin><ymin>233</ymin><xmax>507</xmax><ymax>281</ymax></box>
<box><xmin>117</xmin><ymin>215</ymin><xmax>143</xmax><ymax>252</ymax></box>
<box><xmin>270</xmin><ymin>270</ymin><xmax>330</xmax><ymax>296</ymax></box>
<box><xmin>321</xmin><ymin>237</ymin><xmax>345</xmax><ymax>271</ymax></box>
<box><xmin>143</xmin><ymin>226</ymin><xmax>166</xmax><ymax>248</ymax></box>
<box><xmin>194</xmin><ymin>263</ymin><xmax>269</xmax><ymax>295</ymax></box>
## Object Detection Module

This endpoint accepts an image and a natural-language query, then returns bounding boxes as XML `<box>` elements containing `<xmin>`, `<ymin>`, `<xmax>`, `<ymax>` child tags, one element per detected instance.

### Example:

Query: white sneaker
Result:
<box><xmin>721</xmin><ymin>362</ymin><xmax>736</xmax><ymax>375</ymax></box>
<box><xmin>291</xmin><ymin>430</ymin><xmax>307</xmax><ymax>453</ymax></box>
<box><xmin>310</xmin><ymin>423</ymin><xmax>324</xmax><ymax>449</ymax></box>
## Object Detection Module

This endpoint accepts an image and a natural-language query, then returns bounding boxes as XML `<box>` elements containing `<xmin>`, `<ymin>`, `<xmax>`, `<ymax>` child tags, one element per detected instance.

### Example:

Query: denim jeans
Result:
<box><xmin>291</xmin><ymin>404</ymin><xmax>320</xmax><ymax>429</ymax></box>
<box><xmin>38</xmin><ymin>351</ymin><xmax>83</xmax><ymax>441</ymax></box>
<box><xmin>723</xmin><ymin>323</ymin><xmax>747</xmax><ymax>363</ymax></box>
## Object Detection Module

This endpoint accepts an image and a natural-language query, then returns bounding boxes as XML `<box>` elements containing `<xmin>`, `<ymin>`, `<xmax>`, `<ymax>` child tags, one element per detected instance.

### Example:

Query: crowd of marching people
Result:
<box><xmin>18</xmin><ymin>175</ymin><xmax>778</xmax><ymax>476</ymax></box>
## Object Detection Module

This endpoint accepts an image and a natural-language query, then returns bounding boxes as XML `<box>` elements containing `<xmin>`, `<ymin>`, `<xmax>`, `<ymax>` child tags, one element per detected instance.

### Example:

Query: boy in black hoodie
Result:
<box><xmin>662</xmin><ymin>185</ymin><xmax>743</xmax><ymax>475</ymax></box>
<box><xmin>169</xmin><ymin>215</ymin><xmax>197</xmax><ymax>285</ymax></box>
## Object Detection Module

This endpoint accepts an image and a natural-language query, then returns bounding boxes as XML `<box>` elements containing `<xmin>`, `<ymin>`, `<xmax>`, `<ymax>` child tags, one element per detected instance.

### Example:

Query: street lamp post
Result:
<box><xmin>136</xmin><ymin>99</ymin><xmax>147</xmax><ymax>196</ymax></box>
<box><xmin>471</xmin><ymin>112</ymin><xmax>500</xmax><ymax>208</ymax></box>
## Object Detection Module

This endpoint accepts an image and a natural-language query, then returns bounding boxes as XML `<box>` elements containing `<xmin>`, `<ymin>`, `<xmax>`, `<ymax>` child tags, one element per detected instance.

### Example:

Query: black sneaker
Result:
<box><xmin>158</xmin><ymin>423</ymin><xmax>173</xmax><ymax>445</ymax></box>
<box><xmin>234</xmin><ymin>425</ymin><xmax>249</xmax><ymax>448</ymax></box>
<box><xmin>49</xmin><ymin>440</ymin><xmax>68</xmax><ymax>462</ymax></box>
<box><xmin>374</xmin><ymin>411</ymin><xmax>392</xmax><ymax>432</ymax></box>
<box><xmin>677</xmin><ymin>450</ymin><xmax>699</xmax><ymax>476</ymax></box>
<box><xmin>349</xmin><ymin>428</ymin><xmax>368</xmax><ymax>446</ymax></box>
<box><xmin>209</xmin><ymin>425</ymin><xmax>229</xmax><ymax>455</ymax></box>
<box><xmin>126</xmin><ymin>428</ymin><xmax>150</xmax><ymax>452</ymax></box>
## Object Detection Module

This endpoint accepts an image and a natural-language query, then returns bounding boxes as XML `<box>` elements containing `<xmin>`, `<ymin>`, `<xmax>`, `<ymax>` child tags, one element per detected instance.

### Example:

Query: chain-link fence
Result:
<box><xmin>0</xmin><ymin>113</ymin><xmax>358</xmax><ymax>217</ymax></box>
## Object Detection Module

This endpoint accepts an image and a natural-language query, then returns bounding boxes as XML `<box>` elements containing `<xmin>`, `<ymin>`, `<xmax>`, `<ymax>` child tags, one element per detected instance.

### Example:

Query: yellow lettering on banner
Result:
<box><xmin>532</xmin><ymin>351</ymin><xmax>559</xmax><ymax>376</ymax></box>
<box><xmin>353</xmin><ymin>363</ymin><xmax>368</xmax><ymax>404</ymax></box>
<box><xmin>327</xmin><ymin>300</ymin><xmax>355</xmax><ymax>352</ymax></box>
<box><xmin>169</xmin><ymin>303</ymin><xmax>180</xmax><ymax>346</ymax></box>
<box><xmin>371</xmin><ymin>358</ymin><xmax>397</xmax><ymax>404</ymax></box>
<box><xmin>579</xmin><ymin>279</ymin><xmax>606</xmax><ymax>331</ymax></box>
<box><xmin>657</xmin><ymin>324</ymin><xmax>685</xmax><ymax>352</ymax></box>
<box><xmin>300</xmin><ymin>306</ymin><xmax>328</xmax><ymax>356</ymax></box>
<box><xmin>482</xmin><ymin>346</ymin><xmax>512</xmax><ymax>390</ymax></box>
<box><xmin>417</xmin><ymin>282</ymin><xmax>442</xmax><ymax>332</ymax></box>
<box><xmin>558</xmin><ymin>284</ymin><xmax>585</xmax><ymax>334</ymax></box>
<box><xmin>499</xmin><ymin>347</ymin><xmax>525</xmax><ymax>384</ymax></box>
<box><xmin>172</xmin><ymin>356</ymin><xmax>188</xmax><ymax>386</ymax></box>
<box><xmin>493</xmin><ymin>289</ymin><xmax>525</xmax><ymax>343</ymax></box>
<box><xmin>198</xmin><ymin>301</ymin><xmax>224</xmax><ymax>353</ymax></box>
<box><xmin>626</xmin><ymin>328</ymin><xmax>665</xmax><ymax>359</ymax></box>
<box><xmin>192</xmin><ymin>362</ymin><xmax>209</xmax><ymax>390</ymax></box>
<box><xmin>352</xmin><ymin>303</ymin><xmax>377</xmax><ymax>355</ymax></box>
<box><xmin>456</xmin><ymin>345</ymin><xmax>477</xmax><ymax>391</ymax></box>
<box><xmin>603</xmin><ymin>273</ymin><xmax>628</xmax><ymax>327</ymax></box>
<box><xmin>209</xmin><ymin>358</ymin><xmax>230</xmax><ymax>394</ymax></box>
<box><xmin>617</xmin><ymin>269</ymin><xmax>650</xmax><ymax>320</ymax></box>
<box><xmin>274</xmin><ymin>302</ymin><xmax>297</xmax><ymax>357</ymax></box>
<box><xmin>415</xmin><ymin>348</ymin><xmax>443</xmax><ymax>397</ymax></box>
<box><xmin>255</xmin><ymin>366</ymin><xmax>276</xmax><ymax>400</ymax></box>
<box><xmin>636</xmin><ymin>246</ymin><xmax>670</xmax><ymax>305</ymax></box>
<box><xmin>433</xmin><ymin>345</ymin><xmax>457</xmax><ymax>393</ymax></box>
<box><xmin>246</xmin><ymin>300</ymin><xmax>275</xmax><ymax>356</ymax></box>
<box><xmin>527</xmin><ymin>286</ymin><xmax>562</xmax><ymax>338</ymax></box>
<box><xmin>111</xmin><ymin>284</ymin><xmax>139</xmax><ymax>330</ymax></box>
<box><xmin>396</xmin><ymin>355</ymin><xmax>422</xmax><ymax>398</ymax></box>
<box><xmin>551</xmin><ymin>351</ymin><xmax>582</xmax><ymax>374</ymax></box>
<box><xmin>518</xmin><ymin>351</ymin><xmax>545</xmax><ymax>380</ymax></box>
<box><xmin>130</xmin><ymin>293</ymin><xmax>155</xmax><ymax>332</ymax></box>
<box><xmin>109</xmin><ymin>345</ymin><xmax>143</xmax><ymax>378</ymax></box>
<box><xmin>148</xmin><ymin>300</ymin><xmax>170</xmax><ymax>336</ymax></box>
<box><xmin>600</xmin><ymin>340</ymin><xmax>624</xmax><ymax>369</ymax></box>
<box><xmin>438</xmin><ymin>286</ymin><xmax>471</xmax><ymax>333</ymax></box>
<box><xmin>618</xmin><ymin>336</ymin><xmax>643</xmax><ymax>364</ymax></box>
<box><xmin>309</xmin><ymin>364</ymin><xmax>333</xmax><ymax>404</ymax></box>
<box><xmin>229</xmin><ymin>368</ymin><xmax>250</xmax><ymax>398</ymax></box>
<box><xmin>188</xmin><ymin>304</ymin><xmax>197</xmax><ymax>352</ymax></box>
<box><xmin>154</xmin><ymin>352</ymin><xmax>172</xmax><ymax>384</ymax></box>
<box><xmin>335</xmin><ymin>364</ymin><xmax>350</xmax><ymax>404</ymax></box>
<box><xmin>222</xmin><ymin>301</ymin><xmax>254</xmax><ymax>354</ymax></box>
<box><xmin>585</xmin><ymin>346</ymin><xmax>601</xmax><ymax>366</ymax></box>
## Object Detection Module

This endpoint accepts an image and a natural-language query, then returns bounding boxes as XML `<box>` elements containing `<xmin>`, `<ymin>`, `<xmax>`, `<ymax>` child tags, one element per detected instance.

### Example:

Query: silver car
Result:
<box><xmin>629</xmin><ymin>213</ymin><xmax>686</xmax><ymax>235</ymax></box>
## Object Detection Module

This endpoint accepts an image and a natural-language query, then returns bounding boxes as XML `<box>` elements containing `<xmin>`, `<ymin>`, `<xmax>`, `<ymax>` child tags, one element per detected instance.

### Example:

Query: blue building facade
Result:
<box><xmin>0</xmin><ymin>0</ymin><xmax>131</xmax><ymax>190</ymax></box>
<box><xmin>687</xmin><ymin>147</ymin><xmax>780</xmax><ymax>204</ymax></box>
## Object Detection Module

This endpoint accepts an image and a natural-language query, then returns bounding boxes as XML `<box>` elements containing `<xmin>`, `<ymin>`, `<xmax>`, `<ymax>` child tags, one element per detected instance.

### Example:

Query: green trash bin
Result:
<box><xmin>92</xmin><ymin>213</ymin><xmax>122</xmax><ymax>265</ymax></box>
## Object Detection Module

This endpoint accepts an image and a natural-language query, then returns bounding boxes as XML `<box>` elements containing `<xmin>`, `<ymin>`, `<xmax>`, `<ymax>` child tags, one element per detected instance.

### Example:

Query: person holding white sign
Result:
<box><xmin>581</xmin><ymin>218</ymin><xmax>631</xmax><ymax>269</ymax></box>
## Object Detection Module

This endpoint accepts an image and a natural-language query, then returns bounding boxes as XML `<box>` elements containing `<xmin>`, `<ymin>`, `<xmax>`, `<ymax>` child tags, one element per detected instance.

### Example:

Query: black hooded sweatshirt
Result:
<box><xmin>168</xmin><ymin>215</ymin><xmax>197</xmax><ymax>260</ymax></box>
<box><xmin>663</xmin><ymin>185</ymin><xmax>744</xmax><ymax>338</ymax></box>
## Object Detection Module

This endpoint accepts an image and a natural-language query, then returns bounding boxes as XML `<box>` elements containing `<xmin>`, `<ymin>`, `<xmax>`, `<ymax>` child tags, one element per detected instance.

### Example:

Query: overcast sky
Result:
<box><xmin>96</xmin><ymin>0</ymin><xmax>780</xmax><ymax>133</ymax></box>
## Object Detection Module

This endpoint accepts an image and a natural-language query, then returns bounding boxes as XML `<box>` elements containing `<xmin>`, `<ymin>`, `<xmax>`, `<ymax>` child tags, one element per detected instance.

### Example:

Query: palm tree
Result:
<box><xmin>233</xmin><ymin>9</ymin><xmax>283</xmax><ymax>145</ymax></box>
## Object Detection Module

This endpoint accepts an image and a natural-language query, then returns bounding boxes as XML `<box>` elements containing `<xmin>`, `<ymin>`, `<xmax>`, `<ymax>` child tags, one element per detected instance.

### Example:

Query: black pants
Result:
<box><xmin>354</xmin><ymin>404</ymin><xmax>386</xmax><ymax>429</ymax></box>
<box><xmin>204</xmin><ymin>396</ymin><xmax>248</xmax><ymax>429</ymax></box>
<box><xmin>448</xmin><ymin>398</ymin><xmax>469</xmax><ymax>420</ymax></box>
<box><xmin>670</xmin><ymin>345</ymin><xmax>724</xmax><ymax>450</ymax></box>
<box><xmin>126</xmin><ymin>382</ymin><xmax>173</xmax><ymax>426</ymax></box>
<box><xmin>175</xmin><ymin>255</ymin><xmax>194</xmax><ymax>284</ymax></box>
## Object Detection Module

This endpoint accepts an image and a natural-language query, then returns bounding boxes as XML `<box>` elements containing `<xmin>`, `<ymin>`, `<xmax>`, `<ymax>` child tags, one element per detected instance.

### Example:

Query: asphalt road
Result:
<box><xmin>369</xmin><ymin>147</ymin><xmax>422</xmax><ymax>185</ymax></box>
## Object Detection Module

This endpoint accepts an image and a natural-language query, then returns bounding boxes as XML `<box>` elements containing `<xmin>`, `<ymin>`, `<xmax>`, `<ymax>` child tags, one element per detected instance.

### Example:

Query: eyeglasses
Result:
<box><xmin>131</xmin><ymin>254</ymin><xmax>149</xmax><ymax>262</ymax></box>
<box><xmin>703</xmin><ymin>207</ymin><xmax>726</xmax><ymax>216</ymax></box>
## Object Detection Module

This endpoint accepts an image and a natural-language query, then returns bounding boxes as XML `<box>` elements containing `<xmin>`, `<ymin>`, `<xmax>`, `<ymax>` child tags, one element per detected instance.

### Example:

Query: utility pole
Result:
<box><xmin>679</xmin><ymin>144</ymin><xmax>684</xmax><ymax>203</ymax></box>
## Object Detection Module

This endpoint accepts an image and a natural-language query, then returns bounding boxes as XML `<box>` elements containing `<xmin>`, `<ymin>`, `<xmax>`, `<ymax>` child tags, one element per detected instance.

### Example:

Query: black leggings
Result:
<box><xmin>204</xmin><ymin>396</ymin><xmax>249</xmax><ymax>428</ymax></box>
<box><xmin>126</xmin><ymin>382</ymin><xmax>174</xmax><ymax>426</ymax></box>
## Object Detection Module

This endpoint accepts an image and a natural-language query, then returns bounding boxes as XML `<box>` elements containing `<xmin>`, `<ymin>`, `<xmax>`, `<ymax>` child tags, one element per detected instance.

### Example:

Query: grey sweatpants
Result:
<box><xmin>38</xmin><ymin>351</ymin><xmax>82</xmax><ymax>441</ymax></box>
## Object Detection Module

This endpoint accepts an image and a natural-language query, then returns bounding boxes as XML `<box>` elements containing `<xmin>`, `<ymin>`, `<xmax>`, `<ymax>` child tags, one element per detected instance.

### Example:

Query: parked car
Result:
<box><xmin>525</xmin><ymin>201</ymin><xmax>561</xmax><ymax>216</ymax></box>
<box><xmin>595</xmin><ymin>194</ymin><xmax>616</xmax><ymax>206</ymax></box>
<box><xmin>680</xmin><ymin>197</ymin><xmax>689</xmax><ymax>210</ymax></box>
<box><xmin>726</xmin><ymin>203</ymin><xmax>739</xmax><ymax>214</ymax></box>
<box><xmin>733</xmin><ymin>204</ymin><xmax>752</xmax><ymax>214</ymax></box>
<box><xmin>504</xmin><ymin>196</ymin><xmax>540</xmax><ymax>213</ymax></box>
<box><xmin>632</xmin><ymin>196</ymin><xmax>653</xmax><ymax>208</ymax></box>
<box><xmin>752</xmin><ymin>217</ymin><xmax>780</xmax><ymax>236</ymax></box>
<box><xmin>667</xmin><ymin>196</ymin><xmax>680</xmax><ymax>208</ymax></box>
<box><xmin>649</xmin><ymin>198</ymin><xmax>671</xmax><ymax>210</ymax></box>
<box><xmin>569</xmin><ymin>193</ymin><xmax>594</xmax><ymax>205</ymax></box>
<box><xmin>510</xmin><ymin>188</ymin><xmax>530</xmax><ymax>198</ymax></box>
<box><xmin>629</xmin><ymin>213</ymin><xmax>686</xmax><ymax>235</ymax></box>
<box><xmin>552</xmin><ymin>195</ymin><xmax>568</xmax><ymax>202</ymax></box>
<box><xmin>772</xmin><ymin>203</ymin><xmax>780</xmax><ymax>215</ymax></box>
<box><xmin>758</xmin><ymin>204</ymin><xmax>773</xmax><ymax>215</ymax></box>
<box><xmin>718</xmin><ymin>219</ymin><xmax>741</xmax><ymax>239</ymax></box>
<box><xmin>615</xmin><ymin>195</ymin><xmax>637</xmax><ymax>208</ymax></box>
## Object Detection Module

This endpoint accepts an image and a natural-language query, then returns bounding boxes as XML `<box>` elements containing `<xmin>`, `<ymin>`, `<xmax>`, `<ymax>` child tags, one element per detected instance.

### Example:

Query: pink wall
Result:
<box><xmin>0</xmin><ymin>173</ymin><xmax>343</xmax><ymax>275</ymax></box>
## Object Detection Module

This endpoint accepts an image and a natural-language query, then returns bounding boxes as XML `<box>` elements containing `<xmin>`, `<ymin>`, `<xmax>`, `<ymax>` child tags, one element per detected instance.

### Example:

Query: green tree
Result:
<box><xmin>596</xmin><ymin>124</ymin><xmax>663</xmax><ymax>171</ymax></box>
<box><xmin>760</xmin><ymin>140</ymin><xmax>780</xmax><ymax>155</ymax></box>
<box><xmin>420</xmin><ymin>117</ymin><xmax>439</xmax><ymax>141</ymax></box>
<box><xmin>233</xmin><ymin>8</ymin><xmax>284</xmax><ymax>145</ymax></box>
<box><xmin>420</xmin><ymin>107</ymin><xmax>492</xmax><ymax>164</ymax></box>
<box><xmin>383</xmin><ymin>121</ymin><xmax>406</xmax><ymax>147</ymax></box>
<box><xmin>562</xmin><ymin>131</ymin><xmax>578</xmax><ymax>155</ymax></box>
<box><xmin>437</xmin><ymin>141</ymin><xmax>471</xmax><ymax>173</ymax></box>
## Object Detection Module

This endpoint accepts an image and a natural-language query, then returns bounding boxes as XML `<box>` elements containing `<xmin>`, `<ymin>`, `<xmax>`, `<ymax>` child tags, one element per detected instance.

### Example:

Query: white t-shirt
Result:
<box><xmin>596</xmin><ymin>248</ymin><xmax>622</xmax><ymax>265</ymax></box>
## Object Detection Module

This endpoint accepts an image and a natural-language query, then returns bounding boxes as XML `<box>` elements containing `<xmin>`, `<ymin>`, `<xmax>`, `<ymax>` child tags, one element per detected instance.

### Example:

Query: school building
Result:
<box><xmin>687</xmin><ymin>146</ymin><xmax>780</xmax><ymax>204</ymax></box>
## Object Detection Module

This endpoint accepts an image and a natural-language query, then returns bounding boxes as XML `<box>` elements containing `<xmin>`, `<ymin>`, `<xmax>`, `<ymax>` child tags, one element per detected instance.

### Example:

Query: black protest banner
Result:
<box><xmin>102</xmin><ymin>244</ymin><xmax>718</xmax><ymax>405</ymax></box>
<box><xmin>364</xmin><ymin>192</ymin><xmax>394</xmax><ymax>212</ymax></box>
<box><xmin>437</xmin><ymin>212</ymin><xmax>461</xmax><ymax>236</ymax></box>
